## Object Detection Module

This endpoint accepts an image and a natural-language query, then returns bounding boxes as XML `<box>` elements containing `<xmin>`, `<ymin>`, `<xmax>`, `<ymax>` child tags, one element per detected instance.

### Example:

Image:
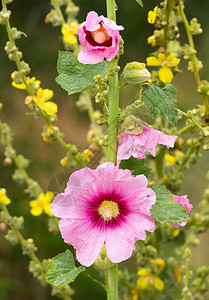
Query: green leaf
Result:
<box><xmin>46</xmin><ymin>250</ymin><xmax>85</xmax><ymax>287</ymax></box>
<box><xmin>151</xmin><ymin>184</ymin><xmax>189</xmax><ymax>224</ymax></box>
<box><xmin>56</xmin><ymin>52</ymin><xmax>108</xmax><ymax>95</ymax></box>
<box><xmin>119</xmin><ymin>157</ymin><xmax>151</xmax><ymax>178</ymax></box>
<box><xmin>136</xmin><ymin>0</ymin><xmax>143</xmax><ymax>7</ymax></box>
<box><xmin>141</xmin><ymin>83</ymin><xmax>178</xmax><ymax>125</ymax></box>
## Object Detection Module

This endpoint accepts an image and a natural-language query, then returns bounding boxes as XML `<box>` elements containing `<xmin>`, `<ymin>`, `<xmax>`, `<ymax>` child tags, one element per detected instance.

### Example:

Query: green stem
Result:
<box><xmin>0</xmin><ymin>203</ymin><xmax>41</xmax><ymax>265</ymax></box>
<box><xmin>105</xmin><ymin>264</ymin><xmax>118</xmax><ymax>300</ymax></box>
<box><xmin>105</xmin><ymin>1</ymin><xmax>119</xmax><ymax>299</ymax></box>
<box><xmin>51</xmin><ymin>0</ymin><xmax>65</xmax><ymax>24</ymax></box>
<box><xmin>178</xmin><ymin>0</ymin><xmax>201</xmax><ymax>87</ymax></box>
<box><xmin>178</xmin><ymin>0</ymin><xmax>209</xmax><ymax>114</ymax></box>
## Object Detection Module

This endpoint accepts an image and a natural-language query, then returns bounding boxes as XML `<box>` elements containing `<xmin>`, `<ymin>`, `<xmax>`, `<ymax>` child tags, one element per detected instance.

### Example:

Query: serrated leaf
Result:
<box><xmin>119</xmin><ymin>157</ymin><xmax>151</xmax><ymax>178</ymax></box>
<box><xmin>136</xmin><ymin>0</ymin><xmax>143</xmax><ymax>7</ymax></box>
<box><xmin>141</xmin><ymin>83</ymin><xmax>178</xmax><ymax>125</ymax></box>
<box><xmin>56</xmin><ymin>52</ymin><xmax>108</xmax><ymax>95</ymax></box>
<box><xmin>46</xmin><ymin>250</ymin><xmax>85</xmax><ymax>287</ymax></box>
<box><xmin>151</xmin><ymin>184</ymin><xmax>189</xmax><ymax>224</ymax></box>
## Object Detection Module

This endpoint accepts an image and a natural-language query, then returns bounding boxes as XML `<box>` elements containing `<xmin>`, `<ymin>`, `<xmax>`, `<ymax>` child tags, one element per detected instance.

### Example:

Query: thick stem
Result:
<box><xmin>105</xmin><ymin>1</ymin><xmax>119</xmax><ymax>299</ymax></box>
<box><xmin>107</xmin><ymin>61</ymin><xmax>119</xmax><ymax>165</ymax></box>
<box><xmin>105</xmin><ymin>264</ymin><xmax>118</xmax><ymax>300</ymax></box>
<box><xmin>106</xmin><ymin>0</ymin><xmax>119</xmax><ymax>165</ymax></box>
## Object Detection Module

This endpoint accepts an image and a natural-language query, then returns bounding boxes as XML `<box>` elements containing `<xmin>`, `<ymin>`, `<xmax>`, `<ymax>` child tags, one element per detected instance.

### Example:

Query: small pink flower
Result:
<box><xmin>77</xmin><ymin>11</ymin><xmax>124</xmax><ymax>64</ymax></box>
<box><xmin>51</xmin><ymin>162</ymin><xmax>156</xmax><ymax>267</ymax></box>
<box><xmin>168</xmin><ymin>195</ymin><xmax>193</xmax><ymax>228</ymax></box>
<box><xmin>117</xmin><ymin>125</ymin><xmax>178</xmax><ymax>165</ymax></box>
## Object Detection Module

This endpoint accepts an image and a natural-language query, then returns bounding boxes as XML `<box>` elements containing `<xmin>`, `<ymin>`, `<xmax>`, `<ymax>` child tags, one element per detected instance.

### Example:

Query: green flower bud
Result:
<box><xmin>123</xmin><ymin>62</ymin><xmax>151</xmax><ymax>85</ymax></box>
<box><xmin>190</xmin><ymin>18</ymin><xmax>203</xmax><ymax>35</ymax></box>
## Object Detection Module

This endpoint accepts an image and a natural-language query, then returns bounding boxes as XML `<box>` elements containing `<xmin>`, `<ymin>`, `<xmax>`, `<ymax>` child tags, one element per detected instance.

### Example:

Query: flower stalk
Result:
<box><xmin>106</xmin><ymin>0</ymin><xmax>120</xmax><ymax>166</ymax></box>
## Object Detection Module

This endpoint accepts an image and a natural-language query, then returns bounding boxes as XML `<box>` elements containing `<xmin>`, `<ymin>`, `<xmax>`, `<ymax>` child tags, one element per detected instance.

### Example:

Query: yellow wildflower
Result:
<box><xmin>47</xmin><ymin>125</ymin><xmax>54</xmax><ymax>136</ymax></box>
<box><xmin>0</xmin><ymin>188</ymin><xmax>11</xmax><ymax>205</ymax></box>
<box><xmin>60</xmin><ymin>156</ymin><xmax>68</xmax><ymax>166</ymax></box>
<box><xmin>148</xmin><ymin>6</ymin><xmax>158</xmax><ymax>24</ymax></box>
<box><xmin>34</xmin><ymin>88</ymin><xmax>57</xmax><ymax>115</ymax></box>
<box><xmin>147</xmin><ymin>35</ymin><xmax>156</xmax><ymax>47</ymax></box>
<box><xmin>174</xmin><ymin>265</ymin><xmax>182</xmax><ymax>283</ymax></box>
<box><xmin>12</xmin><ymin>77</ymin><xmax>40</xmax><ymax>90</ymax></box>
<box><xmin>172</xmin><ymin>228</ymin><xmax>180</xmax><ymax>237</ymax></box>
<box><xmin>146</xmin><ymin>53</ymin><xmax>180</xmax><ymax>83</ymax></box>
<box><xmin>30</xmin><ymin>192</ymin><xmax>54</xmax><ymax>216</ymax></box>
<box><xmin>62</xmin><ymin>22</ymin><xmax>78</xmax><ymax>44</ymax></box>
<box><xmin>151</xmin><ymin>258</ymin><xmax>165</xmax><ymax>274</ymax></box>
<box><xmin>82</xmin><ymin>149</ymin><xmax>94</xmax><ymax>162</ymax></box>
<box><xmin>131</xmin><ymin>288</ymin><xmax>139</xmax><ymax>300</ymax></box>
<box><xmin>165</xmin><ymin>153</ymin><xmax>176</xmax><ymax>166</ymax></box>
<box><xmin>137</xmin><ymin>268</ymin><xmax>164</xmax><ymax>291</ymax></box>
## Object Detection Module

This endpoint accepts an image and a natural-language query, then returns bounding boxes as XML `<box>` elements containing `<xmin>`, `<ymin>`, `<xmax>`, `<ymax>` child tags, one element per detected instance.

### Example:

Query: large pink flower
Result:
<box><xmin>77</xmin><ymin>11</ymin><xmax>124</xmax><ymax>64</ymax></box>
<box><xmin>117</xmin><ymin>125</ymin><xmax>178</xmax><ymax>165</ymax></box>
<box><xmin>51</xmin><ymin>162</ymin><xmax>156</xmax><ymax>267</ymax></box>
<box><xmin>168</xmin><ymin>195</ymin><xmax>193</xmax><ymax>228</ymax></box>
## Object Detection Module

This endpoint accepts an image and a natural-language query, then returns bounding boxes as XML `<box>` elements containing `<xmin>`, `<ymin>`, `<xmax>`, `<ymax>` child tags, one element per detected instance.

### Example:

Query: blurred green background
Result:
<box><xmin>0</xmin><ymin>0</ymin><xmax>209</xmax><ymax>299</ymax></box>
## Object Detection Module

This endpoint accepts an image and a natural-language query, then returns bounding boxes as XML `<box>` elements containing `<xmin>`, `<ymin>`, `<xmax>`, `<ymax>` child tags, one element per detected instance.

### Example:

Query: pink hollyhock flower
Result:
<box><xmin>117</xmin><ymin>125</ymin><xmax>178</xmax><ymax>165</ymax></box>
<box><xmin>168</xmin><ymin>195</ymin><xmax>193</xmax><ymax>228</ymax></box>
<box><xmin>51</xmin><ymin>162</ymin><xmax>156</xmax><ymax>267</ymax></box>
<box><xmin>77</xmin><ymin>11</ymin><xmax>124</xmax><ymax>64</ymax></box>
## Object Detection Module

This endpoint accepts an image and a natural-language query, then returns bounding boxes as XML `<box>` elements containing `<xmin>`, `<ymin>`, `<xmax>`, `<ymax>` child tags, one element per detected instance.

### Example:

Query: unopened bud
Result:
<box><xmin>123</xmin><ymin>62</ymin><xmax>151</xmax><ymax>85</ymax></box>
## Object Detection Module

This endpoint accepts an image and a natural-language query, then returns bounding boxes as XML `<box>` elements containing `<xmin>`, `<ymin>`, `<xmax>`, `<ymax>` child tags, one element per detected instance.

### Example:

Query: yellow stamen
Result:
<box><xmin>98</xmin><ymin>200</ymin><xmax>119</xmax><ymax>221</ymax></box>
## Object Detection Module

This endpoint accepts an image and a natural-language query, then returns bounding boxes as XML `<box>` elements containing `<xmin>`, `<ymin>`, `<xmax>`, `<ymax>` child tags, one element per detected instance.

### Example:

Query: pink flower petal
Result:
<box><xmin>105</xmin><ymin>225</ymin><xmax>137</xmax><ymax>263</ymax></box>
<box><xmin>51</xmin><ymin>162</ymin><xmax>156</xmax><ymax>266</ymax></box>
<box><xmin>168</xmin><ymin>194</ymin><xmax>193</xmax><ymax>228</ymax></box>
<box><xmin>59</xmin><ymin>218</ymin><xmax>106</xmax><ymax>267</ymax></box>
<box><xmin>78</xmin><ymin>48</ymin><xmax>104</xmax><ymax>64</ymax></box>
<box><xmin>117</xmin><ymin>125</ymin><xmax>178</xmax><ymax>164</ymax></box>
<box><xmin>77</xmin><ymin>11</ymin><xmax>123</xmax><ymax>64</ymax></box>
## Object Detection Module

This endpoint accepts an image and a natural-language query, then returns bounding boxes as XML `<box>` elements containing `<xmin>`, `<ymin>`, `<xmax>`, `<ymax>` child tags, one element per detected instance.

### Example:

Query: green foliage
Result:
<box><xmin>119</xmin><ymin>157</ymin><xmax>151</xmax><ymax>178</ymax></box>
<box><xmin>141</xmin><ymin>83</ymin><xmax>178</xmax><ymax>125</ymax></box>
<box><xmin>136</xmin><ymin>0</ymin><xmax>143</xmax><ymax>8</ymax></box>
<box><xmin>151</xmin><ymin>184</ymin><xmax>189</xmax><ymax>224</ymax></box>
<box><xmin>46</xmin><ymin>250</ymin><xmax>85</xmax><ymax>287</ymax></box>
<box><xmin>56</xmin><ymin>52</ymin><xmax>108</xmax><ymax>95</ymax></box>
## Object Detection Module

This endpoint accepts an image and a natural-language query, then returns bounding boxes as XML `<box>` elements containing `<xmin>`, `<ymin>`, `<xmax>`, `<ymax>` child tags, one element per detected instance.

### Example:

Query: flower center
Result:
<box><xmin>98</xmin><ymin>200</ymin><xmax>119</xmax><ymax>221</ymax></box>
<box><xmin>91</xmin><ymin>24</ymin><xmax>110</xmax><ymax>44</ymax></box>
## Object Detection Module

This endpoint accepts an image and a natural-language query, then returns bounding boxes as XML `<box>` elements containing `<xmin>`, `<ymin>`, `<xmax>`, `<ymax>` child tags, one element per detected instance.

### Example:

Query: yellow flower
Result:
<box><xmin>147</xmin><ymin>35</ymin><xmax>156</xmax><ymax>47</ymax></box>
<box><xmin>30</xmin><ymin>192</ymin><xmax>54</xmax><ymax>216</ymax></box>
<box><xmin>0</xmin><ymin>188</ymin><xmax>11</xmax><ymax>205</ymax></box>
<box><xmin>12</xmin><ymin>77</ymin><xmax>41</xmax><ymax>89</ymax></box>
<box><xmin>60</xmin><ymin>156</ymin><xmax>68</xmax><ymax>166</ymax></box>
<box><xmin>148</xmin><ymin>6</ymin><xmax>158</xmax><ymax>24</ymax></box>
<box><xmin>151</xmin><ymin>258</ymin><xmax>166</xmax><ymax>274</ymax></box>
<box><xmin>146</xmin><ymin>53</ymin><xmax>180</xmax><ymax>83</ymax></box>
<box><xmin>62</xmin><ymin>22</ymin><xmax>78</xmax><ymax>44</ymax></box>
<box><xmin>137</xmin><ymin>268</ymin><xmax>164</xmax><ymax>291</ymax></box>
<box><xmin>165</xmin><ymin>153</ymin><xmax>176</xmax><ymax>166</ymax></box>
<box><xmin>82</xmin><ymin>149</ymin><xmax>94</xmax><ymax>162</ymax></box>
<box><xmin>34</xmin><ymin>88</ymin><xmax>57</xmax><ymax>115</ymax></box>
<box><xmin>174</xmin><ymin>265</ymin><xmax>182</xmax><ymax>283</ymax></box>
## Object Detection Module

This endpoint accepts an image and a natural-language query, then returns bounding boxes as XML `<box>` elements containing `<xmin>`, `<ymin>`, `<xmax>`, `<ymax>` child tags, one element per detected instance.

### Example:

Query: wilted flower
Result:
<box><xmin>168</xmin><ymin>195</ymin><xmax>193</xmax><ymax>228</ymax></box>
<box><xmin>77</xmin><ymin>11</ymin><xmax>124</xmax><ymax>64</ymax></box>
<box><xmin>117</xmin><ymin>125</ymin><xmax>178</xmax><ymax>165</ymax></box>
<box><xmin>51</xmin><ymin>162</ymin><xmax>156</xmax><ymax>267</ymax></box>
